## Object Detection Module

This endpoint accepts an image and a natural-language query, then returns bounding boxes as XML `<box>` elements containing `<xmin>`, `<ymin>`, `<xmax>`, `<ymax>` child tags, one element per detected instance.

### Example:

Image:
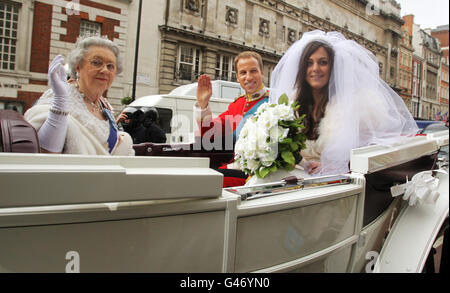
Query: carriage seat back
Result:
<box><xmin>0</xmin><ymin>110</ymin><xmax>40</xmax><ymax>153</ymax></box>
<box><xmin>133</xmin><ymin>140</ymin><xmax>234</xmax><ymax>169</ymax></box>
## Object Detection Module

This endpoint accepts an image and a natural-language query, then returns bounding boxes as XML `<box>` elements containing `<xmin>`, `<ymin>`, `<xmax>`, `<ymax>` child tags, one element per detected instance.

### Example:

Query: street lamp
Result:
<box><xmin>416</xmin><ymin>96</ymin><xmax>420</xmax><ymax>118</ymax></box>
<box><xmin>132</xmin><ymin>0</ymin><xmax>143</xmax><ymax>102</ymax></box>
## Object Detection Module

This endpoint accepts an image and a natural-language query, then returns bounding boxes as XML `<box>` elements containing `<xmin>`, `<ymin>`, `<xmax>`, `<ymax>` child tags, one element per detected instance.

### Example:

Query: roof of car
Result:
<box><xmin>420</xmin><ymin>122</ymin><xmax>447</xmax><ymax>134</ymax></box>
<box><xmin>415</xmin><ymin>120</ymin><xmax>444</xmax><ymax>130</ymax></box>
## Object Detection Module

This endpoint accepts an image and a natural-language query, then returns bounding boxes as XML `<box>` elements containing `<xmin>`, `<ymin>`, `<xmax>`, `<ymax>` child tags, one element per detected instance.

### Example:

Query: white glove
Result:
<box><xmin>48</xmin><ymin>55</ymin><xmax>70</xmax><ymax>112</ymax></box>
<box><xmin>38</xmin><ymin>55</ymin><xmax>70</xmax><ymax>153</ymax></box>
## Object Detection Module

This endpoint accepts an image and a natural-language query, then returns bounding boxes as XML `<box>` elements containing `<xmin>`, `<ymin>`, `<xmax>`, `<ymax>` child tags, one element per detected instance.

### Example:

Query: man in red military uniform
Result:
<box><xmin>194</xmin><ymin>51</ymin><xmax>269</xmax><ymax>187</ymax></box>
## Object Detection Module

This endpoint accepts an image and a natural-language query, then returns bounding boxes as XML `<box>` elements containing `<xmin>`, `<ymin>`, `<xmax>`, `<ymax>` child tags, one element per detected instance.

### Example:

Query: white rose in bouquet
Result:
<box><xmin>269</xmin><ymin>125</ymin><xmax>289</xmax><ymax>143</ymax></box>
<box><xmin>273</xmin><ymin>103</ymin><xmax>294</xmax><ymax>120</ymax></box>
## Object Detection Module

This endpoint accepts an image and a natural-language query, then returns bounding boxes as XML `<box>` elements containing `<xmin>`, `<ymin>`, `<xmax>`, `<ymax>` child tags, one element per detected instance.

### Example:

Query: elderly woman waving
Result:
<box><xmin>25</xmin><ymin>35</ymin><xmax>134</xmax><ymax>155</ymax></box>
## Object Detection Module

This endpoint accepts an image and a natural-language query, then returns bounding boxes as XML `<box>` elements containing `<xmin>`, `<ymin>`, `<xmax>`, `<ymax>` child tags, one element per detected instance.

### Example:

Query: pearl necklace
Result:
<box><xmin>76</xmin><ymin>83</ymin><xmax>103</xmax><ymax>114</ymax></box>
<box><xmin>83</xmin><ymin>94</ymin><xmax>102</xmax><ymax>114</ymax></box>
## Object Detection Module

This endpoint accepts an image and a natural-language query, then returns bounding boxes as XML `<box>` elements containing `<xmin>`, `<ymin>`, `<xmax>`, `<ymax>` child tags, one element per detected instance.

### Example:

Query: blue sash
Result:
<box><xmin>102</xmin><ymin>108</ymin><xmax>118</xmax><ymax>154</ymax></box>
<box><xmin>233</xmin><ymin>96</ymin><xmax>269</xmax><ymax>143</ymax></box>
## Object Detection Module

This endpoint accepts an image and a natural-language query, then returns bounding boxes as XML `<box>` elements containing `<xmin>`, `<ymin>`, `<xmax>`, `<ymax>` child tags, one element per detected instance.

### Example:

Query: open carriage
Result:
<box><xmin>0</xmin><ymin>109</ymin><xmax>448</xmax><ymax>273</ymax></box>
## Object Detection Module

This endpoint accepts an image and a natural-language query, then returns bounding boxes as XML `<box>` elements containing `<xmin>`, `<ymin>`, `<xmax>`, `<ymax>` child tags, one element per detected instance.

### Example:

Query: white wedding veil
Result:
<box><xmin>269</xmin><ymin>30</ymin><xmax>419</xmax><ymax>175</ymax></box>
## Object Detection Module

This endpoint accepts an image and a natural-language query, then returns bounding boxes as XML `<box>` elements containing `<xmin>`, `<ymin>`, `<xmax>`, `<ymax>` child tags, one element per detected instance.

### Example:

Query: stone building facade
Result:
<box><xmin>432</xmin><ymin>25</ymin><xmax>449</xmax><ymax>119</ymax></box>
<box><xmin>399</xmin><ymin>24</ymin><xmax>414</xmax><ymax>113</ymax></box>
<box><xmin>1</xmin><ymin>0</ymin><xmax>406</xmax><ymax>115</ymax></box>
<box><xmin>404</xmin><ymin>14</ymin><xmax>446</xmax><ymax>119</ymax></box>
<box><xmin>438</xmin><ymin>61</ymin><xmax>449</xmax><ymax>118</ymax></box>
<box><xmin>158</xmin><ymin>0</ymin><xmax>404</xmax><ymax>94</ymax></box>
<box><xmin>432</xmin><ymin>25</ymin><xmax>449</xmax><ymax>64</ymax></box>
<box><xmin>420</xmin><ymin>29</ymin><xmax>441</xmax><ymax>120</ymax></box>
<box><xmin>411</xmin><ymin>55</ymin><xmax>424</xmax><ymax>117</ymax></box>
<box><xmin>403</xmin><ymin>15</ymin><xmax>422</xmax><ymax>118</ymax></box>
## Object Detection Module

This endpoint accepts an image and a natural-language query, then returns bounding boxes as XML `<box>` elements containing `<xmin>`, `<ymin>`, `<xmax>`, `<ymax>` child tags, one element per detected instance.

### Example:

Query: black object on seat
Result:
<box><xmin>0</xmin><ymin>110</ymin><xmax>40</xmax><ymax>153</ymax></box>
<box><xmin>214</xmin><ymin>168</ymin><xmax>247</xmax><ymax>179</ymax></box>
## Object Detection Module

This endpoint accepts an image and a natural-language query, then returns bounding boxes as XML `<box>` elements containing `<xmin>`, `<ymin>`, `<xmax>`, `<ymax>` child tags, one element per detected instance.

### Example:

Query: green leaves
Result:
<box><xmin>257</xmin><ymin>167</ymin><xmax>270</xmax><ymax>179</ymax></box>
<box><xmin>257</xmin><ymin>164</ymin><xmax>279</xmax><ymax>179</ymax></box>
<box><xmin>290</xmin><ymin>142</ymin><xmax>299</xmax><ymax>152</ymax></box>
<box><xmin>281</xmin><ymin>151</ymin><xmax>295</xmax><ymax>165</ymax></box>
<box><xmin>278</xmin><ymin>94</ymin><xmax>289</xmax><ymax>105</ymax></box>
<box><xmin>270</xmin><ymin>165</ymin><xmax>278</xmax><ymax>173</ymax></box>
<box><xmin>291</xmin><ymin>102</ymin><xmax>300</xmax><ymax>111</ymax></box>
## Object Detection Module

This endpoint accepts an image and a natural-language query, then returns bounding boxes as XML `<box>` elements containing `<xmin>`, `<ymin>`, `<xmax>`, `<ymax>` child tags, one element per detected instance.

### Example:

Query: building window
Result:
<box><xmin>0</xmin><ymin>1</ymin><xmax>19</xmax><ymax>71</ymax></box>
<box><xmin>0</xmin><ymin>100</ymin><xmax>24</xmax><ymax>114</ymax></box>
<box><xmin>176</xmin><ymin>44</ymin><xmax>201</xmax><ymax>81</ymax></box>
<box><xmin>215</xmin><ymin>54</ymin><xmax>236</xmax><ymax>82</ymax></box>
<box><xmin>80</xmin><ymin>20</ymin><xmax>102</xmax><ymax>37</ymax></box>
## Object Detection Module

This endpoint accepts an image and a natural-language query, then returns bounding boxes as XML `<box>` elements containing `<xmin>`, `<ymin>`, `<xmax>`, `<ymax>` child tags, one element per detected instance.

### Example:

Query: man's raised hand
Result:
<box><xmin>196</xmin><ymin>74</ymin><xmax>212</xmax><ymax>109</ymax></box>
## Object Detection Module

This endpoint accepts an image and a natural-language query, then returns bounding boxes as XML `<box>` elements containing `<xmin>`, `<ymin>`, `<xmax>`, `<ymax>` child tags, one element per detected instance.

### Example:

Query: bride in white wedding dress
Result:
<box><xmin>256</xmin><ymin>30</ymin><xmax>418</xmax><ymax>183</ymax></box>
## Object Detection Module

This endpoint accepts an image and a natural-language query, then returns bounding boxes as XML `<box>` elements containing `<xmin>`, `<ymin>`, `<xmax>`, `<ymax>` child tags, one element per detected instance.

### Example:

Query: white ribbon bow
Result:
<box><xmin>390</xmin><ymin>171</ymin><xmax>445</xmax><ymax>206</ymax></box>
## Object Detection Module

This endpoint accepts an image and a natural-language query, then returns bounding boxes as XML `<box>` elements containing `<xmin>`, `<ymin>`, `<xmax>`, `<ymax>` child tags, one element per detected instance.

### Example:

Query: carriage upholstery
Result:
<box><xmin>363</xmin><ymin>153</ymin><xmax>438</xmax><ymax>226</ymax></box>
<box><xmin>0</xmin><ymin>110</ymin><xmax>40</xmax><ymax>153</ymax></box>
<box><xmin>133</xmin><ymin>139</ymin><xmax>240</xmax><ymax>187</ymax></box>
<box><xmin>133</xmin><ymin>139</ymin><xmax>234</xmax><ymax>169</ymax></box>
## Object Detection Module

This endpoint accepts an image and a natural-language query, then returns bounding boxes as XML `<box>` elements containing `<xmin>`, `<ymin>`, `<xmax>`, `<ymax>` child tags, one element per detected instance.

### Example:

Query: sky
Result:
<box><xmin>395</xmin><ymin>0</ymin><xmax>449</xmax><ymax>29</ymax></box>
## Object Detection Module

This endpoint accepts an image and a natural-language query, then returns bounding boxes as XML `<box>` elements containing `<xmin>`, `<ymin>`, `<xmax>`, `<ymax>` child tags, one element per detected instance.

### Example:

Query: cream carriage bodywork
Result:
<box><xmin>0</xmin><ymin>131</ymin><xmax>448</xmax><ymax>273</ymax></box>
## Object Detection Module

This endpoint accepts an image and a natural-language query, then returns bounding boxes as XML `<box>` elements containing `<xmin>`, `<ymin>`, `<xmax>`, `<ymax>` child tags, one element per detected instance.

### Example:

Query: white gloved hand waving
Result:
<box><xmin>37</xmin><ymin>55</ymin><xmax>70</xmax><ymax>153</ymax></box>
<box><xmin>48</xmin><ymin>55</ymin><xmax>70</xmax><ymax>112</ymax></box>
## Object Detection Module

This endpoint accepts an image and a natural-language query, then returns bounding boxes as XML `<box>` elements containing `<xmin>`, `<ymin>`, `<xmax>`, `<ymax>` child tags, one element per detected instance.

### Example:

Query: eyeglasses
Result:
<box><xmin>88</xmin><ymin>58</ymin><xmax>117</xmax><ymax>73</ymax></box>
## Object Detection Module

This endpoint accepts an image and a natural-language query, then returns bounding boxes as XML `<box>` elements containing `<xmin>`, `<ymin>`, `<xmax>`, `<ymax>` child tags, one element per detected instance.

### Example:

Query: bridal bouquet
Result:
<box><xmin>234</xmin><ymin>94</ymin><xmax>307</xmax><ymax>179</ymax></box>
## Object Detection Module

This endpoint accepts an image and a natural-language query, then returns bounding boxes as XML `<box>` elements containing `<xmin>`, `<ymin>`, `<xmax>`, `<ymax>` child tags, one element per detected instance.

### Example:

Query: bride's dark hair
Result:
<box><xmin>295</xmin><ymin>41</ymin><xmax>334</xmax><ymax>140</ymax></box>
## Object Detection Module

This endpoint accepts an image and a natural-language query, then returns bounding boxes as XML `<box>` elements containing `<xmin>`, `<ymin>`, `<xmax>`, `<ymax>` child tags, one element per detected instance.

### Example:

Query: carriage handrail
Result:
<box><xmin>224</xmin><ymin>174</ymin><xmax>354</xmax><ymax>201</ymax></box>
